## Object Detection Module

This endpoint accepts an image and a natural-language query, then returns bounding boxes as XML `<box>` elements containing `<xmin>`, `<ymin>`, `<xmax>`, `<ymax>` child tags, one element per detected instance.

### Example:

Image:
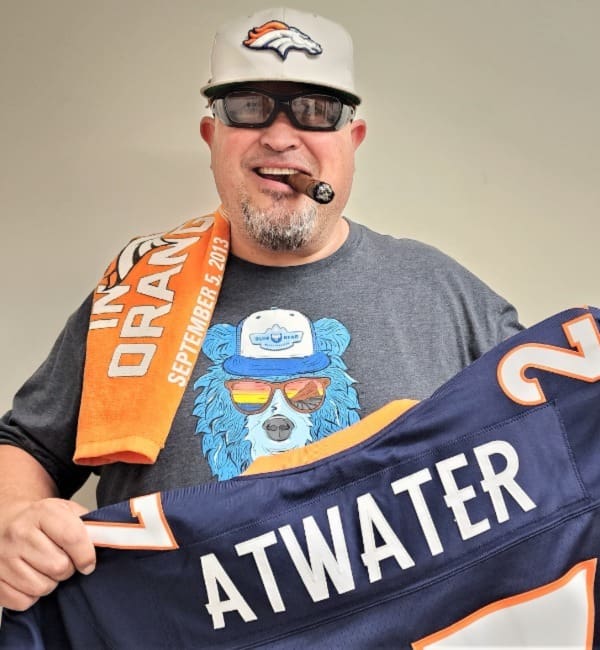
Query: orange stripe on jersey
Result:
<box><xmin>243</xmin><ymin>399</ymin><xmax>418</xmax><ymax>475</ymax></box>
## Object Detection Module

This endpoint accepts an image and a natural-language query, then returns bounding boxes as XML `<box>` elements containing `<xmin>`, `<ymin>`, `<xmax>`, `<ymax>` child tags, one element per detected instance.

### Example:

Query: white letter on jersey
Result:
<box><xmin>474</xmin><ymin>440</ymin><xmax>536</xmax><ymax>522</ymax></box>
<box><xmin>436</xmin><ymin>453</ymin><xmax>490</xmax><ymax>540</ymax></box>
<box><xmin>235</xmin><ymin>531</ymin><xmax>285</xmax><ymax>614</ymax></box>
<box><xmin>279</xmin><ymin>506</ymin><xmax>355</xmax><ymax>602</ymax></box>
<box><xmin>357</xmin><ymin>492</ymin><xmax>415</xmax><ymax>582</ymax></box>
<box><xmin>498</xmin><ymin>313</ymin><xmax>600</xmax><ymax>405</ymax></box>
<box><xmin>200</xmin><ymin>553</ymin><xmax>257</xmax><ymax>630</ymax></box>
<box><xmin>391</xmin><ymin>468</ymin><xmax>444</xmax><ymax>557</ymax></box>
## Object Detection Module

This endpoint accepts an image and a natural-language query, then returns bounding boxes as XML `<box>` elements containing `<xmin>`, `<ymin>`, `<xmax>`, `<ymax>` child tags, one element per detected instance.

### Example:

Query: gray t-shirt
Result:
<box><xmin>0</xmin><ymin>220</ymin><xmax>522</xmax><ymax>506</ymax></box>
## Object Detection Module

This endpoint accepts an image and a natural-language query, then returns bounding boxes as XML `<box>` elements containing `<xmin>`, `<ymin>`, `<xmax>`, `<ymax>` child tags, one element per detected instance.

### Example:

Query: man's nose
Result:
<box><xmin>259</xmin><ymin>111</ymin><xmax>302</xmax><ymax>151</ymax></box>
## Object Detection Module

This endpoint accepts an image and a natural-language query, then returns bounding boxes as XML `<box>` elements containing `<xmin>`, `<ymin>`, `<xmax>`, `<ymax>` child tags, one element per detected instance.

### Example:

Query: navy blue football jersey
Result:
<box><xmin>2</xmin><ymin>306</ymin><xmax>600</xmax><ymax>649</ymax></box>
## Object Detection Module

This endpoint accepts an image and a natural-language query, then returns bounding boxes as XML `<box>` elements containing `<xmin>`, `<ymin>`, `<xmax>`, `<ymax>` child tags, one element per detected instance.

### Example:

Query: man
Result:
<box><xmin>0</xmin><ymin>8</ymin><xmax>521</xmax><ymax>612</ymax></box>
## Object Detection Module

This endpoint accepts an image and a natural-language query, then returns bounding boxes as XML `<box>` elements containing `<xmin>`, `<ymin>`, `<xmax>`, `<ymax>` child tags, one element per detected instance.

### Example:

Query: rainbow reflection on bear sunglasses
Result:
<box><xmin>225</xmin><ymin>377</ymin><xmax>331</xmax><ymax>415</ymax></box>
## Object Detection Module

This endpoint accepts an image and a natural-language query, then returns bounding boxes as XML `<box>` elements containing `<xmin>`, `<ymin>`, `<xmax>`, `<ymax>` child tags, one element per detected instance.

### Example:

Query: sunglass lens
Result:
<box><xmin>227</xmin><ymin>380</ymin><xmax>272</xmax><ymax>414</ymax></box>
<box><xmin>283</xmin><ymin>378</ymin><xmax>329</xmax><ymax>412</ymax></box>
<box><xmin>224</xmin><ymin>92</ymin><xmax>274</xmax><ymax>126</ymax></box>
<box><xmin>290</xmin><ymin>95</ymin><xmax>342</xmax><ymax>128</ymax></box>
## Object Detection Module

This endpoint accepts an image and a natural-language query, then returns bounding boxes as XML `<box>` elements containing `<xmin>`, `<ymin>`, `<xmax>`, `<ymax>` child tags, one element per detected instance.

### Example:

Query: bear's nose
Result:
<box><xmin>263</xmin><ymin>415</ymin><xmax>295</xmax><ymax>441</ymax></box>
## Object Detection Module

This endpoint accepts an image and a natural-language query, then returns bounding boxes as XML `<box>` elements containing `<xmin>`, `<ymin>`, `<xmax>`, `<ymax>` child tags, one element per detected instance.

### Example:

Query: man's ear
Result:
<box><xmin>200</xmin><ymin>116</ymin><xmax>215</xmax><ymax>147</ymax></box>
<box><xmin>350</xmin><ymin>118</ymin><xmax>367</xmax><ymax>151</ymax></box>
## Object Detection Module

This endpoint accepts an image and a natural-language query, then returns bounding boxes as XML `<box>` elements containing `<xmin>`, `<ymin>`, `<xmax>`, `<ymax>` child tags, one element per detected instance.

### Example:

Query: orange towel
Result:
<box><xmin>75</xmin><ymin>209</ymin><xmax>229</xmax><ymax>465</ymax></box>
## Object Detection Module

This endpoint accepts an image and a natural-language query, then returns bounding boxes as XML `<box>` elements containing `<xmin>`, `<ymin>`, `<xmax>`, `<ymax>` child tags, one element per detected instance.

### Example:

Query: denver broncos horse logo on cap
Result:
<box><xmin>243</xmin><ymin>20</ymin><xmax>322</xmax><ymax>60</ymax></box>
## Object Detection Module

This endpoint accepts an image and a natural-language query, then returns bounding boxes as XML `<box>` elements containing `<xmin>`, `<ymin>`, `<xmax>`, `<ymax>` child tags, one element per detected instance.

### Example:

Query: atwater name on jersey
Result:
<box><xmin>1</xmin><ymin>306</ymin><xmax>599</xmax><ymax>649</ymax></box>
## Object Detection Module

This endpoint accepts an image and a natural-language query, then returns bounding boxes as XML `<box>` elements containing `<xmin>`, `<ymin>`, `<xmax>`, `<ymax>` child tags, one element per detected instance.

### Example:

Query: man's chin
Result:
<box><xmin>240</xmin><ymin>198</ymin><xmax>318</xmax><ymax>252</ymax></box>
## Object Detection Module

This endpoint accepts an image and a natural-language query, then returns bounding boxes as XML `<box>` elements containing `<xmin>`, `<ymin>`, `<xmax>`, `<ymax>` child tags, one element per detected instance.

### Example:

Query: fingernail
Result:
<box><xmin>81</xmin><ymin>564</ymin><xmax>96</xmax><ymax>575</ymax></box>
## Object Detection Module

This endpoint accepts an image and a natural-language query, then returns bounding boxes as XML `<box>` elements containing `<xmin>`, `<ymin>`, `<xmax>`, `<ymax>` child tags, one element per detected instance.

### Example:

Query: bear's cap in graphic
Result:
<box><xmin>201</xmin><ymin>7</ymin><xmax>360</xmax><ymax>105</ymax></box>
<box><xmin>223</xmin><ymin>308</ymin><xmax>330</xmax><ymax>377</ymax></box>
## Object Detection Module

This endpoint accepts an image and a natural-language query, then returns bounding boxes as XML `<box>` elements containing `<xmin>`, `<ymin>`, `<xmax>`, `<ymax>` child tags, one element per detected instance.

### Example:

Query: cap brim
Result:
<box><xmin>201</xmin><ymin>80</ymin><xmax>361</xmax><ymax>105</ymax></box>
<box><xmin>223</xmin><ymin>352</ymin><xmax>331</xmax><ymax>377</ymax></box>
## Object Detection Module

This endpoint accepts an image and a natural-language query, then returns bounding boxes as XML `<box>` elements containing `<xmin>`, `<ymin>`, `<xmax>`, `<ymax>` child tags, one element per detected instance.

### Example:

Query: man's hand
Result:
<box><xmin>0</xmin><ymin>497</ymin><xmax>96</xmax><ymax>611</ymax></box>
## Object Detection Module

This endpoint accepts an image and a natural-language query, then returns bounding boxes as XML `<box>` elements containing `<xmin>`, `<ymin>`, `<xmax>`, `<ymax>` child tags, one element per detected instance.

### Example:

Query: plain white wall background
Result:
<box><xmin>1</xmin><ymin>1</ymin><xmax>598</xmax><ymax>507</ymax></box>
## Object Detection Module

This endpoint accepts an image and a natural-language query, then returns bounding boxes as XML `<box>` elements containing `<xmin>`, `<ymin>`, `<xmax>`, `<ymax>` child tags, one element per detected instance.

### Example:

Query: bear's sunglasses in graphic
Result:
<box><xmin>225</xmin><ymin>377</ymin><xmax>331</xmax><ymax>415</ymax></box>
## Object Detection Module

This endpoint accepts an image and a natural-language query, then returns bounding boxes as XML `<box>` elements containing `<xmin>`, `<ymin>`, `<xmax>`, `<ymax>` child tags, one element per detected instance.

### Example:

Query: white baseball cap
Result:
<box><xmin>201</xmin><ymin>7</ymin><xmax>361</xmax><ymax>105</ymax></box>
<box><xmin>223</xmin><ymin>308</ymin><xmax>330</xmax><ymax>377</ymax></box>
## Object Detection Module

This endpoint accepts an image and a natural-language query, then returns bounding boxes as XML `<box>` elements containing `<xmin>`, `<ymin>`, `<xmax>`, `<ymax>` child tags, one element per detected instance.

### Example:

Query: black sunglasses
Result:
<box><xmin>210</xmin><ymin>89</ymin><xmax>356</xmax><ymax>131</ymax></box>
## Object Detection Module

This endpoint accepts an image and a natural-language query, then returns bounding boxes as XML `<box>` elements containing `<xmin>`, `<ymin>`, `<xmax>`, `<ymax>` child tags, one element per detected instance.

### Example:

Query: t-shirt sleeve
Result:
<box><xmin>0</xmin><ymin>294</ymin><xmax>94</xmax><ymax>498</ymax></box>
<box><xmin>456</xmin><ymin>264</ymin><xmax>524</xmax><ymax>361</ymax></box>
<box><xmin>416</xmin><ymin>241</ymin><xmax>525</xmax><ymax>363</ymax></box>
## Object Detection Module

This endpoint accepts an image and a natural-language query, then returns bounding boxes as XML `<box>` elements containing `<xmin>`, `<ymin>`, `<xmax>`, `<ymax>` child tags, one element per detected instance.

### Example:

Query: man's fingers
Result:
<box><xmin>64</xmin><ymin>500</ymin><xmax>91</xmax><ymax>518</ymax></box>
<box><xmin>0</xmin><ymin>555</ymin><xmax>61</xmax><ymax>597</ymax></box>
<box><xmin>11</xmin><ymin>527</ymin><xmax>76</xmax><ymax>582</ymax></box>
<box><xmin>36</xmin><ymin>499</ymin><xmax>96</xmax><ymax>575</ymax></box>
<box><xmin>0</xmin><ymin>577</ymin><xmax>40</xmax><ymax>612</ymax></box>
<box><xmin>0</xmin><ymin>497</ymin><xmax>97</xmax><ymax>608</ymax></box>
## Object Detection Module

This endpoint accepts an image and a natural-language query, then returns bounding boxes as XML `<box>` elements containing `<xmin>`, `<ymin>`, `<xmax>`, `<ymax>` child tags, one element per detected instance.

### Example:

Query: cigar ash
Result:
<box><xmin>285</xmin><ymin>172</ymin><xmax>335</xmax><ymax>204</ymax></box>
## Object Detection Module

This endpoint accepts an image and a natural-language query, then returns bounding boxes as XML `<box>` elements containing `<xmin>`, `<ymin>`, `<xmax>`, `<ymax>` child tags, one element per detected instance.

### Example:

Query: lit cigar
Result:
<box><xmin>284</xmin><ymin>172</ymin><xmax>335</xmax><ymax>204</ymax></box>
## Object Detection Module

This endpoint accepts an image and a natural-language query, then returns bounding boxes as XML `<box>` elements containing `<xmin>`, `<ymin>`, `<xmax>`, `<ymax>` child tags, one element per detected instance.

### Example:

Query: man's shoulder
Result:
<box><xmin>349</xmin><ymin>219</ymin><xmax>462</xmax><ymax>268</ymax></box>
